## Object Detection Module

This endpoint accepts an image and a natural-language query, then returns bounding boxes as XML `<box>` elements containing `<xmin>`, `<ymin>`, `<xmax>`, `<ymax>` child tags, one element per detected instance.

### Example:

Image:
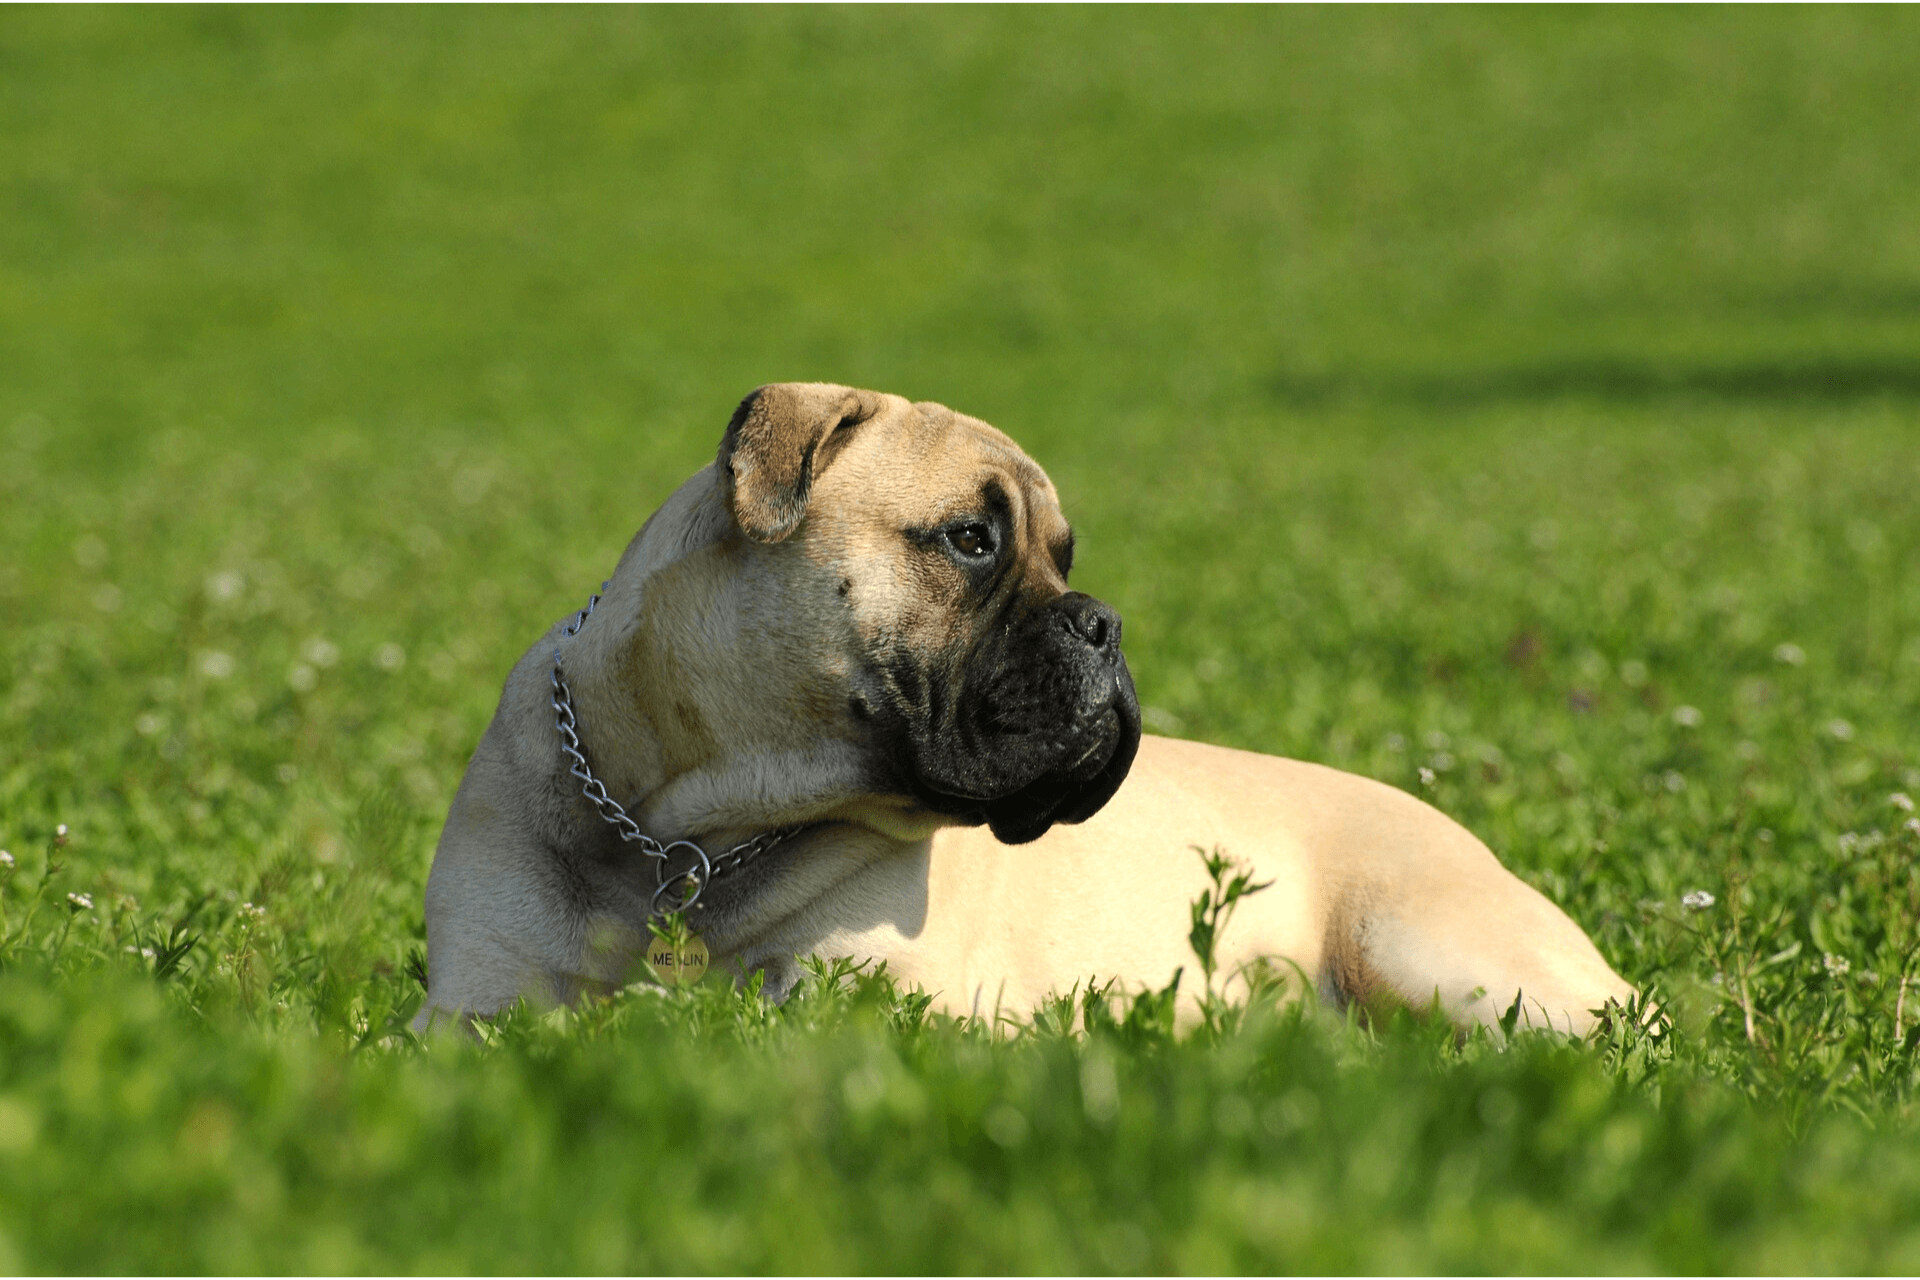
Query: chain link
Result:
<box><xmin>551</xmin><ymin>582</ymin><xmax>800</xmax><ymax>915</ymax></box>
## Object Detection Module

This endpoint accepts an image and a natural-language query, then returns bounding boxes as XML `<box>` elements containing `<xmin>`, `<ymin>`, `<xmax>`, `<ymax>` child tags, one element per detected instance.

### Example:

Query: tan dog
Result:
<box><xmin>417</xmin><ymin>384</ymin><xmax>1634</xmax><ymax>1035</ymax></box>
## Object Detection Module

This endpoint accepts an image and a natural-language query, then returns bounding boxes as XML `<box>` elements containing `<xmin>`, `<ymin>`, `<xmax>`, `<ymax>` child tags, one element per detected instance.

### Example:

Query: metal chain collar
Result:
<box><xmin>551</xmin><ymin>582</ymin><xmax>800</xmax><ymax>915</ymax></box>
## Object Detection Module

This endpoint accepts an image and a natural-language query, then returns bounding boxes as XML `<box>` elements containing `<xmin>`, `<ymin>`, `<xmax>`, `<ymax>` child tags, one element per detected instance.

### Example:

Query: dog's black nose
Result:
<box><xmin>1058</xmin><ymin>592</ymin><xmax>1121</xmax><ymax>655</ymax></box>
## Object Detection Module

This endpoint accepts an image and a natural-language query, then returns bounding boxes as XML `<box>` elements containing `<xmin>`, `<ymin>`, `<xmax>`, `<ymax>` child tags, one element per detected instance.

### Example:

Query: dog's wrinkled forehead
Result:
<box><xmin>824</xmin><ymin>399</ymin><xmax>1064</xmax><ymax>539</ymax></box>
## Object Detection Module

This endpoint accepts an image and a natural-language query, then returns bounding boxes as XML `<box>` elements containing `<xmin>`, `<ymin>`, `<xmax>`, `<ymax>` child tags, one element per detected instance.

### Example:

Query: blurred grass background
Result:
<box><xmin>4</xmin><ymin>7</ymin><xmax>1920</xmax><ymax>1271</ymax></box>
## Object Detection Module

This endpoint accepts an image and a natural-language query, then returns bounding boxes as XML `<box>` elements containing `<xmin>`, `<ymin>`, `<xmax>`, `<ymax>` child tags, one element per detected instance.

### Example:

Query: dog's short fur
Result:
<box><xmin>417</xmin><ymin>384</ymin><xmax>1634</xmax><ymax>1034</ymax></box>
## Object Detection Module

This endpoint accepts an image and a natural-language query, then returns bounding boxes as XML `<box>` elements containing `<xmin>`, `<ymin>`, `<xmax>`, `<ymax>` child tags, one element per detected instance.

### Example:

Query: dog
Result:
<box><xmin>416</xmin><ymin>383</ymin><xmax>1634</xmax><ymax>1035</ymax></box>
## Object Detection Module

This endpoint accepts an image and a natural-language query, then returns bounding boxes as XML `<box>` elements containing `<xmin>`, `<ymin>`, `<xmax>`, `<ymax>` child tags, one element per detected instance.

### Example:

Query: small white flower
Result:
<box><xmin>301</xmin><ymin>638</ymin><xmax>340</xmax><ymax>668</ymax></box>
<box><xmin>1826</xmin><ymin>719</ymin><xmax>1855</xmax><ymax>742</ymax></box>
<box><xmin>1663</xmin><ymin>770</ymin><xmax>1687</xmax><ymax>793</ymax></box>
<box><xmin>287</xmin><ymin>663</ymin><xmax>317</xmax><ymax>692</ymax></box>
<box><xmin>240</xmin><ymin>902</ymin><xmax>267</xmax><ymax>921</ymax></box>
<box><xmin>141</xmin><ymin>947</ymin><xmax>156</xmax><ymax>961</ymax></box>
<box><xmin>1905</xmin><ymin>817</ymin><xmax>1920</xmax><ymax>838</ymax></box>
<box><xmin>1672</xmin><ymin>705</ymin><xmax>1703</xmax><ymax>728</ymax></box>
<box><xmin>1838</xmin><ymin>832</ymin><xmax>1860</xmax><ymax>856</ymax></box>
<box><xmin>0</xmin><ymin>849</ymin><xmax>13</xmax><ymax>869</ymax></box>
<box><xmin>1682</xmin><ymin>889</ymin><xmax>1715</xmax><ymax>911</ymax></box>
<box><xmin>206</xmin><ymin>570</ymin><xmax>244</xmax><ymax>601</ymax></box>
<box><xmin>1823</xmin><ymin>953</ymin><xmax>1851</xmax><ymax>978</ymax></box>
<box><xmin>374</xmin><ymin>642</ymin><xmax>406</xmax><ymax>671</ymax></box>
<box><xmin>1891</xmin><ymin>793</ymin><xmax>1915</xmax><ymax>813</ymax></box>
<box><xmin>135</xmin><ymin>712</ymin><xmax>164</xmax><ymax>736</ymax></box>
<box><xmin>56</xmin><ymin>823</ymin><xmax>68</xmax><ymax>838</ymax></box>
<box><xmin>199</xmin><ymin>650</ymin><xmax>235</xmax><ymax>679</ymax></box>
<box><xmin>1773</xmin><ymin>643</ymin><xmax>1806</xmax><ymax>666</ymax></box>
<box><xmin>1418</xmin><ymin>767</ymin><xmax>1436</xmax><ymax>787</ymax></box>
<box><xmin>66</xmin><ymin>891</ymin><xmax>93</xmax><ymax>910</ymax></box>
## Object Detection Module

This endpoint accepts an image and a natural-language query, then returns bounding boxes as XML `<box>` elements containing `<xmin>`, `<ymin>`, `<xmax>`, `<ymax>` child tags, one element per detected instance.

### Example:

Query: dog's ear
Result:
<box><xmin>718</xmin><ymin>383</ymin><xmax>888</xmax><ymax>543</ymax></box>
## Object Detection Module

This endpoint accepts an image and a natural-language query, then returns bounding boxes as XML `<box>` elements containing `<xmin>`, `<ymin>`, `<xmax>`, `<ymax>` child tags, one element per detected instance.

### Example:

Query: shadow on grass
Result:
<box><xmin>1266</xmin><ymin>357</ymin><xmax>1920</xmax><ymax>410</ymax></box>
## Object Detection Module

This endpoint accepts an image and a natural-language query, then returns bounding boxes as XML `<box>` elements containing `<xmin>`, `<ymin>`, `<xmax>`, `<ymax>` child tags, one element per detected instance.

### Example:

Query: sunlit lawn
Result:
<box><xmin>4</xmin><ymin>7</ymin><xmax>1920</xmax><ymax>1272</ymax></box>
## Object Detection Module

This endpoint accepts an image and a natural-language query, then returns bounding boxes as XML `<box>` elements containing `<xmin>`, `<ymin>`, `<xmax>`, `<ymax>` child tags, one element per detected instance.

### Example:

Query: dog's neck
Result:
<box><xmin>554</xmin><ymin>467</ymin><xmax>914</xmax><ymax>849</ymax></box>
<box><xmin>554</xmin><ymin>466</ymin><xmax>726</xmax><ymax>838</ymax></box>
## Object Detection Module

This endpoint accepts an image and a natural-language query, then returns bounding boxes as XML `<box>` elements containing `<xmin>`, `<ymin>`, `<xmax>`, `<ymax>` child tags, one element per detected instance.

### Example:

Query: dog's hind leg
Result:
<box><xmin>1322</xmin><ymin>855</ymin><xmax>1635</xmax><ymax>1038</ymax></box>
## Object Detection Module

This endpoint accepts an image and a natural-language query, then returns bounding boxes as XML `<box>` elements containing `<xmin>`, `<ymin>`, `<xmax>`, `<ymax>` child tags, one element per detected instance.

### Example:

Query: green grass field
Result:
<box><xmin>5</xmin><ymin>7</ymin><xmax>1920</xmax><ymax>1272</ymax></box>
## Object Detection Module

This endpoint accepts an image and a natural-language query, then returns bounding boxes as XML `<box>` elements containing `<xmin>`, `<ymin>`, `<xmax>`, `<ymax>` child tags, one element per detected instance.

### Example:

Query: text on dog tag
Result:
<box><xmin>645</xmin><ymin>932</ymin><xmax>709</xmax><ymax>986</ymax></box>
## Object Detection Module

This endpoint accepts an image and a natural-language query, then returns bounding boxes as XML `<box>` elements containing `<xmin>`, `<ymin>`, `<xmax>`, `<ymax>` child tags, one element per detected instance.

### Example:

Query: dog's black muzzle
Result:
<box><xmin>899</xmin><ymin>591</ymin><xmax>1143</xmax><ymax>845</ymax></box>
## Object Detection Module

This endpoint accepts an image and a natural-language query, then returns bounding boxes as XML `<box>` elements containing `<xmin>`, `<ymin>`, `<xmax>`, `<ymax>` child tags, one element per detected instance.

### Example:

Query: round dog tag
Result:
<box><xmin>645</xmin><ymin>932</ymin><xmax>709</xmax><ymax>986</ymax></box>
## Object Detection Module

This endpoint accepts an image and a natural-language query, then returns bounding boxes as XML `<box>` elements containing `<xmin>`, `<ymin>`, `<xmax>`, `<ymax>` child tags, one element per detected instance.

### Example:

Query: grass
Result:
<box><xmin>4</xmin><ymin>6</ymin><xmax>1920</xmax><ymax>1272</ymax></box>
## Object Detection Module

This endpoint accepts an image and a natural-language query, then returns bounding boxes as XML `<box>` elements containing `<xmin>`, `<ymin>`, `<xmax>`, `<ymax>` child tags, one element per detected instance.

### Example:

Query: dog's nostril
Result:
<box><xmin>1061</xmin><ymin>594</ymin><xmax>1119</xmax><ymax>652</ymax></box>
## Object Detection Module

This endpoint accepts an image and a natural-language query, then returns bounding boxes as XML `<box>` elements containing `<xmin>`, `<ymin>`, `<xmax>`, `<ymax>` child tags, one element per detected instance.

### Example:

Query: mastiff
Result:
<box><xmin>417</xmin><ymin>384</ymin><xmax>1634</xmax><ymax>1034</ymax></box>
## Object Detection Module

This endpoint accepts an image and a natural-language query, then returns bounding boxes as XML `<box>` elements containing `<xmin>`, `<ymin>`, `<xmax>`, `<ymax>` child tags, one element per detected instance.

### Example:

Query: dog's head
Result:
<box><xmin>710</xmin><ymin>382</ymin><xmax>1141</xmax><ymax>844</ymax></box>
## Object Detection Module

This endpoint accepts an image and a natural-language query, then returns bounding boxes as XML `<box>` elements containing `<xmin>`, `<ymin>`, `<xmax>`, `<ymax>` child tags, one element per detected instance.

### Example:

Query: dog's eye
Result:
<box><xmin>945</xmin><ymin>523</ymin><xmax>995</xmax><ymax>559</ymax></box>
